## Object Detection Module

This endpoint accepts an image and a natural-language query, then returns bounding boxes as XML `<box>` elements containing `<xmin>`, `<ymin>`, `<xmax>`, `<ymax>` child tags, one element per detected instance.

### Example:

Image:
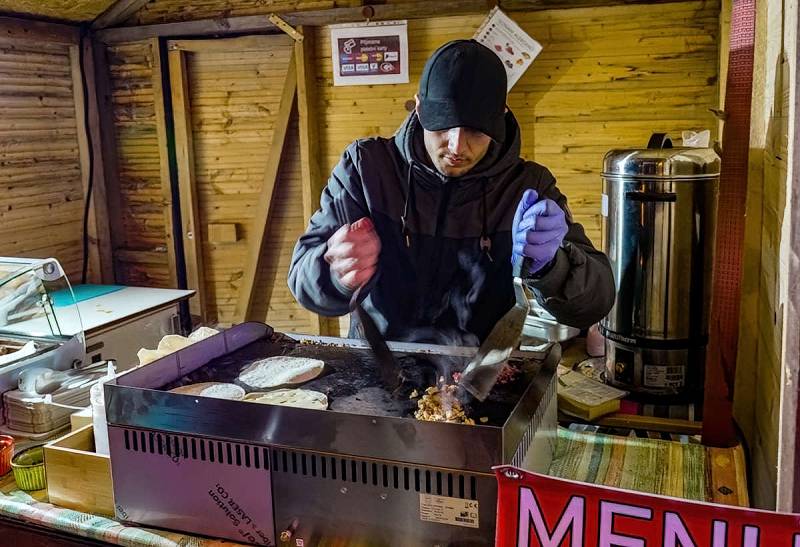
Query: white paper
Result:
<box><xmin>557</xmin><ymin>367</ymin><xmax>627</xmax><ymax>406</ymax></box>
<box><xmin>474</xmin><ymin>7</ymin><xmax>542</xmax><ymax>91</ymax></box>
<box><xmin>330</xmin><ymin>21</ymin><xmax>409</xmax><ymax>86</ymax></box>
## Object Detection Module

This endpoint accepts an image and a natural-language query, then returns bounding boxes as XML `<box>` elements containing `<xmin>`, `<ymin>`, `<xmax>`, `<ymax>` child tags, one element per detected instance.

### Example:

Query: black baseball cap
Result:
<box><xmin>417</xmin><ymin>39</ymin><xmax>508</xmax><ymax>143</ymax></box>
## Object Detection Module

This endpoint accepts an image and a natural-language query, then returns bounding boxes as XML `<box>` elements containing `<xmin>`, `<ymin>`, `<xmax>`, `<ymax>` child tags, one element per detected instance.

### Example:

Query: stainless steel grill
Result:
<box><xmin>106</xmin><ymin>322</ymin><xmax>558</xmax><ymax>545</ymax></box>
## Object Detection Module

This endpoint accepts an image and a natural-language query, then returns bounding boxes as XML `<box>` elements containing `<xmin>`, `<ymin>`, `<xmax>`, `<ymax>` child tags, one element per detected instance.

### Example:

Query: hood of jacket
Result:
<box><xmin>393</xmin><ymin>110</ymin><xmax>524</xmax><ymax>187</ymax></box>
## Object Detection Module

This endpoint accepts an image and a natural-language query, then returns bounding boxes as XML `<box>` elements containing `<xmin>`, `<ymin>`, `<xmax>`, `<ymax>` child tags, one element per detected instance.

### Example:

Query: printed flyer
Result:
<box><xmin>330</xmin><ymin>20</ymin><xmax>409</xmax><ymax>86</ymax></box>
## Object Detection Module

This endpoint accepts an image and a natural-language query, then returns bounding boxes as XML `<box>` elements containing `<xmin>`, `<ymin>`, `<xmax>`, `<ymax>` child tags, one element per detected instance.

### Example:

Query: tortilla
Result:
<box><xmin>188</xmin><ymin>326</ymin><xmax>219</xmax><ymax>343</ymax></box>
<box><xmin>244</xmin><ymin>389</ymin><xmax>328</xmax><ymax>410</ymax></box>
<box><xmin>169</xmin><ymin>382</ymin><xmax>245</xmax><ymax>400</ymax></box>
<box><xmin>137</xmin><ymin>348</ymin><xmax>168</xmax><ymax>366</ymax></box>
<box><xmin>157</xmin><ymin>334</ymin><xmax>192</xmax><ymax>353</ymax></box>
<box><xmin>238</xmin><ymin>356</ymin><xmax>324</xmax><ymax>389</ymax></box>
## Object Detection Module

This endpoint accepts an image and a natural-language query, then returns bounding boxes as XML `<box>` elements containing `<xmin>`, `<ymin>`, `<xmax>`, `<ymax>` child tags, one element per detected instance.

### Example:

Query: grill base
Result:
<box><xmin>109</xmin><ymin>393</ymin><xmax>556</xmax><ymax>546</ymax></box>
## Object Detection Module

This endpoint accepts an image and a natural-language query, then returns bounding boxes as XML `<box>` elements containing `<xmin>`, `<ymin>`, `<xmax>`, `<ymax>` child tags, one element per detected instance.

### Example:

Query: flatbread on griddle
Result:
<box><xmin>157</xmin><ymin>334</ymin><xmax>192</xmax><ymax>353</ymax></box>
<box><xmin>244</xmin><ymin>389</ymin><xmax>328</xmax><ymax>410</ymax></box>
<box><xmin>238</xmin><ymin>356</ymin><xmax>324</xmax><ymax>389</ymax></box>
<box><xmin>169</xmin><ymin>382</ymin><xmax>245</xmax><ymax>400</ymax></box>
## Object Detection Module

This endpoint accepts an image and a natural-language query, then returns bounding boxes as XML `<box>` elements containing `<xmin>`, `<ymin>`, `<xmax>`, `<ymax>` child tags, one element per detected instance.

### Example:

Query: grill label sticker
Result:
<box><xmin>419</xmin><ymin>494</ymin><xmax>479</xmax><ymax>529</ymax></box>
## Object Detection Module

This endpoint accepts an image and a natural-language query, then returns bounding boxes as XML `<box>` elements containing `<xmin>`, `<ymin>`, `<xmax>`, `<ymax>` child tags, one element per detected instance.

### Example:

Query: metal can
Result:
<box><xmin>600</xmin><ymin>133</ymin><xmax>720</xmax><ymax>402</ymax></box>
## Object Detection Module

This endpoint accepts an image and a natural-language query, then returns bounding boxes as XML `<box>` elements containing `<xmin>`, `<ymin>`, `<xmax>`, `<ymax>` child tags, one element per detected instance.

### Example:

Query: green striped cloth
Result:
<box><xmin>548</xmin><ymin>427</ymin><xmax>747</xmax><ymax>505</ymax></box>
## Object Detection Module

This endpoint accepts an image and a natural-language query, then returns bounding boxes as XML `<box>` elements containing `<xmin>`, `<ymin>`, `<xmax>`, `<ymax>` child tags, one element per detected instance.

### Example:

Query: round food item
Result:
<box><xmin>137</xmin><ymin>348</ymin><xmax>168</xmax><ymax>366</ymax></box>
<box><xmin>188</xmin><ymin>326</ymin><xmax>219</xmax><ymax>342</ymax></box>
<box><xmin>169</xmin><ymin>382</ymin><xmax>245</xmax><ymax>400</ymax></box>
<box><xmin>244</xmin><ymin>389</ymin><xmax>328</xmax><ymax>410</ymax></box>
<box><xmin>157</xmin><ymin>334</ymin><xmax>192</xmax><ymax>353</ymax></box>
<box><xmin>238</xmin><ymin>356</ymin><xmax>324</xmax><ymax>389</ymax></box>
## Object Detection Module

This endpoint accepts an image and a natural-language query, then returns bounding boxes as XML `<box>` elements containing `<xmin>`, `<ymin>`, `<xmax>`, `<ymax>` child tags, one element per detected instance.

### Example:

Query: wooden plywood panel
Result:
<box><xmin>313</xmin><ymin>2</ymin><xmax>720</xmax><ymax>247</ymax></box>
<box><xmin>106</xmin><ymin>40</ymin><xmax>175</xmax><ymax>288</ymax></box>
<box><xmin>0</xmin><ymin>37</ymin><xmax>84</xmax><ymax>279</ymax></box>
<box><xmin>0</xmin><ymin>0</ymin><xmax>115</xmax><ymax>22</ymax></box>
<box><xmin>180</xmin><ymin>35</ymin><xmax>312</xmax><ymax>330</ymax></box>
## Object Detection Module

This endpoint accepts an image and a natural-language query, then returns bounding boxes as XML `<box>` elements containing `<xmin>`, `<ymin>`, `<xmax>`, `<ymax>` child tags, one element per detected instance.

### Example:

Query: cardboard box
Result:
<box><xmin>44</xmin><ymin>424</ymin><xmax>114</xmax><ymax>517</ymax></box>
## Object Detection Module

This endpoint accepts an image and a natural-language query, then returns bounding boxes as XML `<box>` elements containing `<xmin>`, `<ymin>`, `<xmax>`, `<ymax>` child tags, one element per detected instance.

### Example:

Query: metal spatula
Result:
<box><xmin>349</xmin><ymin>284</ymin><xmax>400</xmax><ymax>391</ymax></box>
<box><xmin>458</xmin><ymin>256</ymin><xmax>532</xmax><ymax>401</ymax></box>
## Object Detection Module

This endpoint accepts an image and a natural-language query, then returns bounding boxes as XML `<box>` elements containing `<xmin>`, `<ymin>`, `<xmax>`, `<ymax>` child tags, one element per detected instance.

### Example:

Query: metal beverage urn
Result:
<box><xmin>600</xmin><ymin>133</ymin><xmax>720</xmax><ymax>402</ymax></box>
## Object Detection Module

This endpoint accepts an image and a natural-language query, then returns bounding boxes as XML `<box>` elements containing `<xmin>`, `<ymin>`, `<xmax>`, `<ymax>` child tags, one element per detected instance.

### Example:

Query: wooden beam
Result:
<box><xmin>592</xmin><ymin>414</ymin><xmax>703</xmax><ymax>436</ymax></box>
<box><xmin>94</xmin><ymin>0</ymin><xmax>694</xmax><ymax>43</ymax></box>
<box><xmin>269</xmin><ymin>13</ymin><xmax>304</xmax><ymax>42</ymax></box>
<box><xmin>0</xmin><ymin>15</ymin><xmax>79</xmax><ymax>44</ymax></box>
<box><xmin>169</xmin><ymin>34</ymin><xmax>291</xmax><ymax>53</ymax></box>
<box><xmin>92</xmin><ymin>0</ymin><xmax>152</xmax><ymax>30</ymax></box>
<box><xmin>501</xmin><ymin>0</ymin><xmax>689</xmax><ymax>8</ymax></box>
<box><xmin>294</xmin><ymin>27</ymin><xmax>326</xmax><ymax>335</ymax></box>
<box><xmin>234</xmin><ymin>53</ymin><xmax>297</xmax><ymax>324</ymax></box>
<box><xmin>168</xmin><ymin>48</ymin><xmax>207</xmax><ymax>321</ymax></box>
<box><xmin>89</xmin><ymin>37</ymin><xmax>124</xmax><ymax>284</ymax></box>
<box><xmin>778</xmin><ymin>4</ymin><xmax>800</xmax><ymax>513</ymax></box>
<box><xmin>95</xmin><ymin>1</ymin><xmax>487</xmax><ymax>43</ymax></box>
<box><xmin>150</xmin><ymin>38</ymin><xmax>179</xmax><ymax>288</ymax></box>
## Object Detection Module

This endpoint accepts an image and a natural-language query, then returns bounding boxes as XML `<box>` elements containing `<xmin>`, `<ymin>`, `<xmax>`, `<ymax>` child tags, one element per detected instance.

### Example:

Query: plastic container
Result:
<box><xmin>11</xmin><ymin>445</ymin><xmax>46</xmax><ymax>491</ymax></box>
<box><xmin>90</xmin><ymin>361</ymin><xmax>116</xmax><ymax>456</ymax></box>
<box><xmin>0</xmin><ymin>435</ymin><xmax>13</xmax><ymax>475</ymax></box>
<box><xmin>586</xmin><ymin>323</ymin><xmax>605</xmax><ymax>357</ymax></box>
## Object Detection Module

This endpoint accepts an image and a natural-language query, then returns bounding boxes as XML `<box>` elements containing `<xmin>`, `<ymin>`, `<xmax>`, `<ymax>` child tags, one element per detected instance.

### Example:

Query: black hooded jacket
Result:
<box><xmin>289</xmin><ymin>112</ymin><xmax>615</xmax><ymax>344</ymax></box>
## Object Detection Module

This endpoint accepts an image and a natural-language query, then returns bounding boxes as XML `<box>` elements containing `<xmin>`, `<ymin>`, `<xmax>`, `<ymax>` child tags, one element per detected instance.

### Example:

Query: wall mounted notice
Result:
<box><xmin>474</xmin><ymin>7</ymin><xmax>542</xmax><ymax>91</ymax></box>
<box><xmin>330</xmin><ymin>20</ymin><xmax>409</xmax><ymax>86</ymax></box>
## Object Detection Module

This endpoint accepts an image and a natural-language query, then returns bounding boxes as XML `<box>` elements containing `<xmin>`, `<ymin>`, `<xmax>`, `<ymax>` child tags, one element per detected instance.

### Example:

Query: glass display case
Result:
<box><xmin>0</xmin><ymin>257</ymin><xmax>85</xmax><ymax>393</ymax></box>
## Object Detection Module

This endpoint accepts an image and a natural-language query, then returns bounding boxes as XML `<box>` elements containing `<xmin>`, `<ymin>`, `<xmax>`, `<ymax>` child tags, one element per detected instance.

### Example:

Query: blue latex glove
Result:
<box><xmin>512</xmin><ymin>189</ymin><xmax>568</xmax><ymax>275</ymax></box>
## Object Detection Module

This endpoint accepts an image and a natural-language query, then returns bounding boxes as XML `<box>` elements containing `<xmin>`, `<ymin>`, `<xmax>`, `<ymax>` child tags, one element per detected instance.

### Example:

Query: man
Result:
<box><xmin>289</xmin><ymin>39</ymin><xmax>614</xmax><ymax>345</ymax></box>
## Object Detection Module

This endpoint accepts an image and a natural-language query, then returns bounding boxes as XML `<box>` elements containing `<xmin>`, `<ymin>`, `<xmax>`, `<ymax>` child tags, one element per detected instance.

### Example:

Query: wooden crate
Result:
<box><xmin>44</xmin><ymin>424</ymin><xmax>114</xmax><ymax>517</ymax></box>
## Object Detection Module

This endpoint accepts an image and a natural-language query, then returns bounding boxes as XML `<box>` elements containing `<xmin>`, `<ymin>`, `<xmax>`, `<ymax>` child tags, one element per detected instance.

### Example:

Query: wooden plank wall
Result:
<box><xmin>106</xmin><ymin>41</ymin><xmax>175</xmax><ymax>287</ymax></box>
<box><xmin>0</xmin><ymin>37</ymin><xmax>85</xmax><ymax>280</ymax></box>
<box><xmin>733</xmin><ymin>0</ymin><xmax>792</xmax><ymax>510</ymax></box>
<box><xmin>249</xmin><ymin>111</ymin><xmax>317</xmax><ymax>332</ymax></box>
<box><xmin>313</xmin><ymin>1</ymin><xmax>721</xmax><ymax>246</ymax></box>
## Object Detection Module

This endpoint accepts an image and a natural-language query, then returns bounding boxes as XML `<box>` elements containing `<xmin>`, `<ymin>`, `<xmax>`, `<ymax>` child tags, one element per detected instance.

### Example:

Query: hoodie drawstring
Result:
<box><xmin>401</xmin><ymin>160</ymin><xmax>416</xmax><ymax>247</ymax></box>
<box><xmin>480</xmin><ymin>178</ymin><xmax>493</xmax><ymax>261</ymax></box>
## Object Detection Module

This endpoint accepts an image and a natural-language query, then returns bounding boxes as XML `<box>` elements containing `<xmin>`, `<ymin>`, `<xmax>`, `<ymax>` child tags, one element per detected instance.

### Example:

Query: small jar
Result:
<box><xmin>11</xmin><ymin>445</ymin><xmax>46</xmax><ymax>491</ymax></box>
<box><xmin>0</xmin><ymin>435</ymin><xmax>13</xmax><ymax>476</ymax></box>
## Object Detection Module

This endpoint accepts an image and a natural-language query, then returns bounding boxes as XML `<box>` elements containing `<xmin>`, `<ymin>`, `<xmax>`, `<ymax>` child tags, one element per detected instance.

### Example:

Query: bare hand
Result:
<box><xmin>324</xmin><ymin>217</ymin><xmax>380</xmax><ymax>291</ymax></box>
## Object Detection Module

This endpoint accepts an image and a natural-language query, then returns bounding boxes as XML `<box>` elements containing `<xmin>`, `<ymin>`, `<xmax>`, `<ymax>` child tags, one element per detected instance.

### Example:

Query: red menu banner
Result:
<box><xmin>495</xmin><ymin>465</ymin><xmax>800</xmax><ymax>546</ymax></box>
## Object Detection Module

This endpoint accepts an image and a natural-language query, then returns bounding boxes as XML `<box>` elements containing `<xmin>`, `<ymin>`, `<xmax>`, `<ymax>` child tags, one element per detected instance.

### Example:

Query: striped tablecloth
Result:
<box><xmin>0</xmin><ymin>426</ymin><xmax>748</xmax><ymax>546</ymax></box>
<box><xmin>549</xmin><ymin>426</ymin><xmax>749</xmax><ymax>507</ymax></box>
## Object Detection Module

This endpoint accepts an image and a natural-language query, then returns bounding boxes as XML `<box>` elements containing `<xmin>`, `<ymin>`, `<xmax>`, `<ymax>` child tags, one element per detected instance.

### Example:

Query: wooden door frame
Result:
<box><xmin>164</xmin><ymin>34</ymin><xmax>318</xmax><ymax>329</ymax></box>
<box><xmin>778</xmin><ymin>5</ymin><xmax>800</xmax><ymax>513</ymax></box>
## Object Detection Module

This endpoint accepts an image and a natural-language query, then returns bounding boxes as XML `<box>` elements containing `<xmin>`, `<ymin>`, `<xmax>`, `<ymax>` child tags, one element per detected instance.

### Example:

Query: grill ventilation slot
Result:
<box><xmin>512</xmin><ymin>373</ymin><xmax>557</xmax><ymax>467</ymax></box>
<box><xmin>121</xmin><ymin>429</ymin><xmax>478</xmax><ymax>500</ymax></box>
<box><xmin>122</xmin><ymin>429</ymin><xmax>269</xmax><ymax>471</ymax></box>
<box><xmin>269</xmin><ymin>448</ymin><xmax>477</xmax><ymax>500</ymax></box>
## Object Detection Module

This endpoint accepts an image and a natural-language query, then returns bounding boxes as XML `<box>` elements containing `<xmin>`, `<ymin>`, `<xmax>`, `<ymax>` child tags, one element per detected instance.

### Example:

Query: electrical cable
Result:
<box><xmin>78</xmin><ymin>24</ymin><xmax>95</xmax><ymax>285</ymax></box>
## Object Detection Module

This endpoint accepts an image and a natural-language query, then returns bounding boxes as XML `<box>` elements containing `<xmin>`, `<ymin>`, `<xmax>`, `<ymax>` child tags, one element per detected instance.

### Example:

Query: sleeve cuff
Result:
<box><xmin>526</xmin><ymin>246</ymin><xmax>570</xmax><ymax>298</ymax></box>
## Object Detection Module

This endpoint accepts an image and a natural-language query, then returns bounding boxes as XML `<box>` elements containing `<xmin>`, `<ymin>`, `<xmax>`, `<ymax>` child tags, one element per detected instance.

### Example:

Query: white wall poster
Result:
<box><xmin>330</xmin><ymin>20</ymin><xmax>409</xmax><ymax>86</ymax></box>
<box><xmin>474</xmin><ymin>7</ymin><xmax>543</xmax><ymax>91</ymax></box>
